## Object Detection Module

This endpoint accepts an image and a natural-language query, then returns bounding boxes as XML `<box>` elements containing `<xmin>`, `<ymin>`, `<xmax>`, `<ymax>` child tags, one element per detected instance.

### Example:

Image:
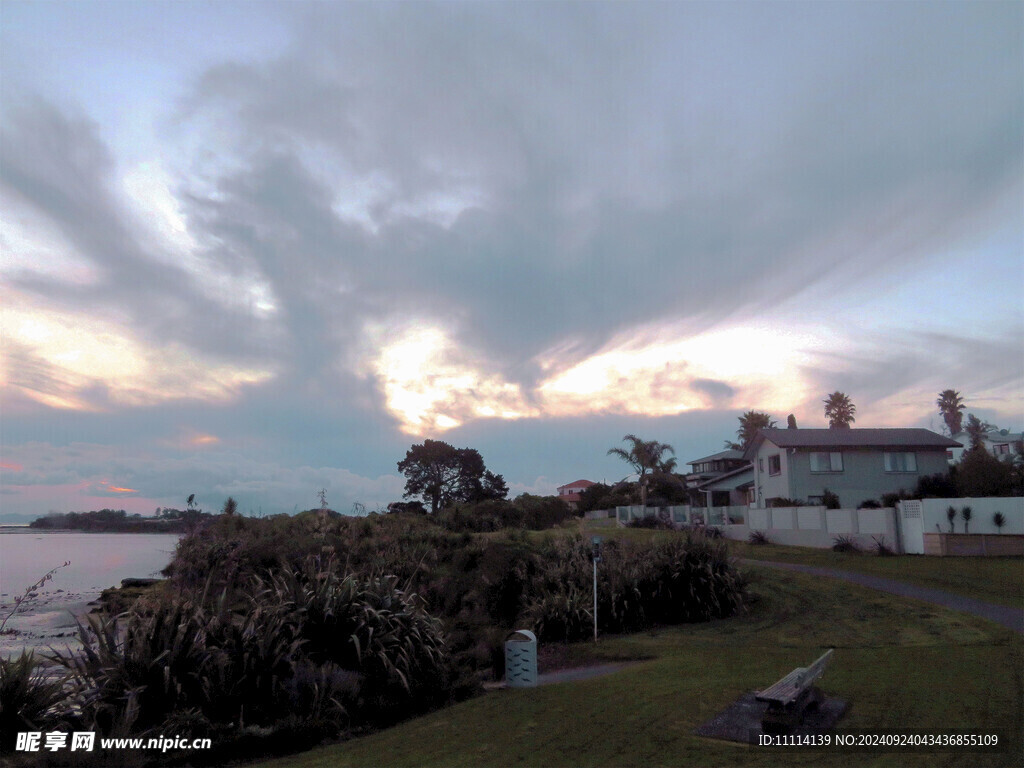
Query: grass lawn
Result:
<box><xmin>254</xmin><ymin>563</ymin><xmax>1022</xmax><ymax>768</ymax></box>
<box><xmin>725</xmin><ymin>541</ymin><xmax>1024</xmax><ymax>609</ymax></box>
<box><xmin>571</xmin><ymin>520</ymin><xmax>1024</xmax><ymax>609</ymax></box>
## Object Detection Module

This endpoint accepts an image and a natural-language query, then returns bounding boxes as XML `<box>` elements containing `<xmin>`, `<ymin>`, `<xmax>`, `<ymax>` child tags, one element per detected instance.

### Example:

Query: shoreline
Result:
<box><xmin>1</xmin><ymin>587</ymin><xmax>99</xmax><ymax>659</ymax></box>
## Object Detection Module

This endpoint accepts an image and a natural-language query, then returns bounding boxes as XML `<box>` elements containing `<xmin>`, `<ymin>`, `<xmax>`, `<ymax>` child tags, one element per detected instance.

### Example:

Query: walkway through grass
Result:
<box><xmin>256</xmin><ymin>563</ymin><xmax>1022</xmax><ymax>768</ymax></box>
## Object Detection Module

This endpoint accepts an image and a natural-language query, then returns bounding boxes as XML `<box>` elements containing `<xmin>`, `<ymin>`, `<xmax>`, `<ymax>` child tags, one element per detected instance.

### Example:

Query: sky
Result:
<box><xmin>1</xmin><ymin>1</ymin><xmax>1021</xmax><ymax>518</ymax></box>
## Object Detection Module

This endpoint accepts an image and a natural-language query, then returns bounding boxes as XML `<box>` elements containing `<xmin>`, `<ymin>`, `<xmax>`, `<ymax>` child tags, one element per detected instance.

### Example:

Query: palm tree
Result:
<box><xmin>935</xmin><ymin>390</ymin><xmax>965</xmax><ymax>436</ymax></box>
<box><xmin>993</xmin><ymin>512</ymin><xmax>1006</xmax><ymax>533</ymax></box>
<box><xmin>607</xmin><ymin>434</ymin><xmax>676</xmax><ymax>508</ymax></box>
<box><xmin>946</xmin><ymin>505</ymin><xmax>956</xmax><ymax>533</ymax></box>
<box><xmin>823</xmin><ymin>392</ymin><xmax>856</xmax><ymax>429</ymax></box>
<box><xmin>960</xmin><ymin>505</ymin><xmax>972</xmax><ymax>534</ymax></box>
<box><xmin>724</xmin><ymin>411</ymin><xmax>776</xmax><ymax>451</ymax></box>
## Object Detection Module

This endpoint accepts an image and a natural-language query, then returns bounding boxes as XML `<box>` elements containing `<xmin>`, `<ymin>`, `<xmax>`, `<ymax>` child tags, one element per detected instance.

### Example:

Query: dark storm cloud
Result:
<box><xmin>171</xmin><ymin>2</ymin><xmax>1022</xmax><ymax>382</ymax></box>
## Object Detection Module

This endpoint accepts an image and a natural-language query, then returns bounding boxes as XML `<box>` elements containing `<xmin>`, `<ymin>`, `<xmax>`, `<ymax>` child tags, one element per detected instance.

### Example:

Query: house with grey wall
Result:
<box><xmin>744</xmin><ymin>428</ymin><xmax>961</xmax><ymax>509</ymax></box>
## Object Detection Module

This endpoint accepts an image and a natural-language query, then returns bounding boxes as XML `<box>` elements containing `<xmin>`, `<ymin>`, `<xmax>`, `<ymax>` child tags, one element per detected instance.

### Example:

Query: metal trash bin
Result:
<box><xmin>504</xmin><ymin>629</ymin><xmax>538</xmax><ymax>687</ymax></box>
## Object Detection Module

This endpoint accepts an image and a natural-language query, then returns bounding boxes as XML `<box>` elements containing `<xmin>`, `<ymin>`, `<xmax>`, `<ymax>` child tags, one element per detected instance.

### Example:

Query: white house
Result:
<box><xmin>947</xmin><ymin>430</ymin><xmax>1023</xmax><ymax>464</ymax></box>
<box><xmin>744</xmin><ymin>428</ymin><xmax>961</xmax><ymax>509</ymax></box>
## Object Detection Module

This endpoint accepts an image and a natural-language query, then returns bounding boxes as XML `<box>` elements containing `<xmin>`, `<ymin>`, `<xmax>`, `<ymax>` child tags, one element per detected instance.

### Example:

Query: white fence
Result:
<box><xmin>610</xmin><ymin>505</ymin><xmax>747</xmax><ymax>526</ymax></box>
<box><xmin>898</xmin><ymin>497</ymin><xmax>1024</xmax><ymax>554</ymax></box>
<box><xmin>728</xmin><ymin>506</ymin><xmax>900</xmax><ymax>550</ymax></box>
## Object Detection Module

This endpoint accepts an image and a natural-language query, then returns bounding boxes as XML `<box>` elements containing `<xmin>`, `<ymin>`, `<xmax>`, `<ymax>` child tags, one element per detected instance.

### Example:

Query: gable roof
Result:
<box><xmin>743</xmin><ymin>428</ymin><xmax>961</xmax><ymax>460</ymax></box>
<box><xmin>695</xmin><ymin>464</ymin><xmax>753</xmax><ymax>491</ymax></box>
<box><xmin>686</xmin><ymin>449</ymin><xmax>744</xmax><ymax>466</ymax></box>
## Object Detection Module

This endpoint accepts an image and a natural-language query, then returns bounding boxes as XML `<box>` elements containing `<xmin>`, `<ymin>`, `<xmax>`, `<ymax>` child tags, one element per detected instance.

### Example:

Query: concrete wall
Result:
<box><xmin>920</xmin><ymin>497</ymin><xmax>1024</xmax><ymax>535</ymax></box>
<box><xmin>723</xmin><ymin>506</ymin><xmax>899</xmax><ymax>550</ymax></box>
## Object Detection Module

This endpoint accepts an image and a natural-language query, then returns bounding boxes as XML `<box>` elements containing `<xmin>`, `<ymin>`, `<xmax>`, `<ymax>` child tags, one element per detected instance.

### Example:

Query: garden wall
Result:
<box><xmin>922</xmin><ymin>533</ymin><xmax>1024</xmax><ymax>557</ymax></box>
<box><xmin>724</xmin><ymin>506</ymin><xmax>899</xmax><ymax>550</ymax></box>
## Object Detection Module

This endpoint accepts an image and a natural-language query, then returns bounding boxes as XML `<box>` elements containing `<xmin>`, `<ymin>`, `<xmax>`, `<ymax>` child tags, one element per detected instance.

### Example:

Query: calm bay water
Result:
<box><xmin>0</xmin><ymin>529</ymin><xmax>181</xmax><ymax>656</ymax></box>
<box><xmin>0</xmin><ymin>529</ymin><xmax>181</xmax><ymax>599</ymax></box>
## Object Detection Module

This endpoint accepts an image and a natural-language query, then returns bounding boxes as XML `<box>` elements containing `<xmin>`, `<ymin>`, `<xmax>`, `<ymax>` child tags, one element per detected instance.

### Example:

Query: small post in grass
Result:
<box><xmin>591</xmin><ymin>535</ymin><xmax>602</xmax><ymax>642</ymax></box>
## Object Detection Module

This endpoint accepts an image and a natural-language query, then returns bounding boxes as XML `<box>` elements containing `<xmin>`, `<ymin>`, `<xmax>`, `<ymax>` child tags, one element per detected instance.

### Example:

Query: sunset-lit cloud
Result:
<box><xmin>368</xmin><ymin>323</ymin><xmax>539</xmax><ymax>434</ymax></box>
<box><xmin>370</xmin><ymin>320</ymin><xmax>837</xmax><ymax>435</ymax></box>
<box><xmin>1</xmin><ymin>296</ymin><xmax>274</xmax><ymax>411</ymax></box>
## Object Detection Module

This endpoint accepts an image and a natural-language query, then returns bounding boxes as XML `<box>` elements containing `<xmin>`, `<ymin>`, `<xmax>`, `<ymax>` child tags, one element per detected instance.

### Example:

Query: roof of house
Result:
<box><xmin>743</xmin><ymin>428</ymin><xmax>961</xmax><ymax>460</ymax></box>
<box><xmin>686</xmin><ymin>449</ymin><xmax>745</xmax><ymax>466</ymax></box>
<box><xmin>557</xmin><ymin>479</ymin><xmax>596</xmax><ymax>491</ymax></box>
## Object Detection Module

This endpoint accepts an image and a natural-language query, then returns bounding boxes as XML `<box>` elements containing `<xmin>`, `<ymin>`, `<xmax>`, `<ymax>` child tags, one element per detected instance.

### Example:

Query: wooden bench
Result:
<box><xmin>755</xmin><ymin>649</ymin><xmax>834</xmax><ymax>731</ymax></box>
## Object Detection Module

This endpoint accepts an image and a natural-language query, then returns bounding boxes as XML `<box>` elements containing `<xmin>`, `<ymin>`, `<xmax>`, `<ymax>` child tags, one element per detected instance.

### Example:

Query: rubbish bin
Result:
<box><xmin>504</xmin><ymin>629</ymin><xmax>538</xmax><ymax>687</ymax></box>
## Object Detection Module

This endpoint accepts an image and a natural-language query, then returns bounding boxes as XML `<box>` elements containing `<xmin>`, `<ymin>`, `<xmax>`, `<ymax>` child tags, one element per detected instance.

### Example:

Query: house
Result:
<box><xmin>947</xmin><ymin>430</ymin><xmax>1023</xmax><ymax>464</ymax></box>
<box><xmin>694</xmin><ymin>464</ymin><xmax>754</xmax><ymax>507</ymax></box>
<box><xmin>684</xmin><ymin>449</ymin><xmax>747</xmax><ymax>488</ymax></box>
<box><xmin>744</xmin><ymin>428</ymin><xmax>961</xmax><ymax>509</ymax></box>
<box><xmin>556</xmin><ymin>479</ymin><xmax>597</xmax><ymax>511</ymax></box>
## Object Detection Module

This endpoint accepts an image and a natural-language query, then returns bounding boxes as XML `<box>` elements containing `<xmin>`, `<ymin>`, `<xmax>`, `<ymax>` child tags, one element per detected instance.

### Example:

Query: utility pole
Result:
<box><xmin>591</xmin><ymin>536</ymin><xmax>602</xmax><ymax>642</ymax></box>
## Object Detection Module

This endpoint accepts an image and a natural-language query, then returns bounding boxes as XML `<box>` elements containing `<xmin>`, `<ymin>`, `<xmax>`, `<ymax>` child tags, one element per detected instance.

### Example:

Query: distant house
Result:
<box><xmin>694</xmin><ymin>464</ymin><xmax>754</xmax><ymax>507</ymax></box>
<box><xmin>744</xmin><ymin>428</ymin><xmax>961</xmax><ymax>509</ymax></box>
<box><xmin>556</xmin><ymin>479</ymin><xmax>597</xmax><ymax>511</ymax></box>
<box><xmin>684</xmin><ymin>449</ymin><xmax>747</xmax><ymax>487</ymax></box>
<box><xmin>947</xmin><ymin>430</ymin><xmax>1023</xmax><ymax>464</ymax></box>
<box><xmin>684</xmin><ymin>449</ymin><xmax>751</xmax><ymax>507</ymax></box>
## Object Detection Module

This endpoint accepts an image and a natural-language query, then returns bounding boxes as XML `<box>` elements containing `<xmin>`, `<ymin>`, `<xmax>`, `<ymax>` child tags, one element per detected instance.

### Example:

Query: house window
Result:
<box><xmin>768</xmin><ymin>455</ymin><xmax>781</xmax><ymax>476</ymax></box>
<box><xmin>946</xmin><ymin>450</ymin><xmax>953</xmax><ymax>459</ymax></box>
<box><xmin>884</xmin><ymin>452</ymin><xmax>918</xmax><ymax>472</ymax></box>
<box><xmin>995</xmin><ymin>444</ymin><xmax>1009</xmax><ymax>456</ymax></box>
<box><xmin>809</xmin><ymin>451</ymin><xmax>843</xmax><ymax>472</ymax></box>
<box><xmin>758</xmin><ymin>458</ymin><xmax>764</xmax><ymax>473</ymax></box>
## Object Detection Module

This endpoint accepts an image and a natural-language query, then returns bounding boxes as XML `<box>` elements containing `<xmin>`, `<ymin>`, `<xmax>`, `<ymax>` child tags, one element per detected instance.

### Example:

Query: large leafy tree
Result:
<box><xmin>607</xmin><ymin>435</ymin><xmax>678</xmax><ymax>508</ymax></box>
<box><xmin>725</xmin><ymin>411</ymin><xmax>777</xmax><ymax>451</ymax></box>
<box><xmin>397</xmin><ymin>439</ymin><xmax>508</xmax><ymax>514</ymax></box>
<box><xmin>936</xmin><ymin>389</ymin><xmax>966</xmax><ymax>436</ymax></box>
<box><xmin>823</xmin><ymin>392</ymin><xmax>856</xmax><ymax>429</ymax></box>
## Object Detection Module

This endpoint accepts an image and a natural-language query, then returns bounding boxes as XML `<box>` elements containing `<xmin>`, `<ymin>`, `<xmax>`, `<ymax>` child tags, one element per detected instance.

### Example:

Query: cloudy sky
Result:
<box><xmin>1</xmin><ymin>1</ymin><xmax>1021</xmax><ymax>517</ymax></box>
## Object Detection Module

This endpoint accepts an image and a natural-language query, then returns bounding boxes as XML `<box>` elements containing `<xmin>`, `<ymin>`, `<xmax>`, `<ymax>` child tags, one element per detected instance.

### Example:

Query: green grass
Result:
<box><xmin>254</xmin><ymin>564</ymin><xmax>1023</xmax><ymax>768</ymax></box>
<box><xmin>728</xmin><ymin>540</ymin><xmax>1024</xmax><ymax>609</ymax></box>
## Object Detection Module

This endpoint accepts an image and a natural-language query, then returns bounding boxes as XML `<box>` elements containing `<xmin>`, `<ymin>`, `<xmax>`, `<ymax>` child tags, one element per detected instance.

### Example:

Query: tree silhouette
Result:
<box><xmin>607</xmin><ymin>434</ymin><xmax>677</xmax><ymax>508</ymax></box>
<box><xmin>398</xmin><ymin>439</ymin><xmax>507</xmax><ymax>514</ymax></box>
<box><xmin>222</xmin><ymin>497</ymin><xmax>237</xmax><ymax>516</ymax></box>
<box><xmin>823</xmin><ymin>392</ymin><xmax>856</xmax><ymax>429</ymax></box>
<box><xmin>935</xmin><ymin>390</ymin><xmax>965</xmax><ymax>436</ymax></box>
<box><xmin>964</xmin><ymin>413</ymin><xmax>994</xmax><ymax>452</ymax></box>
<box><xmin>724</xmin><ymin>411</ymin><xmax>776</xmax><ymax>450</ymax></box>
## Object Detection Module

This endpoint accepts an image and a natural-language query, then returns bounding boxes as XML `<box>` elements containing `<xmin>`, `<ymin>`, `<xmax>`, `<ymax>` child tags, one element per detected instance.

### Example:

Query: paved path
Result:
<box><xmin>742</xmin><ymin>559</ymin><xmax>1024</xmax><ymax>634</ymax></box>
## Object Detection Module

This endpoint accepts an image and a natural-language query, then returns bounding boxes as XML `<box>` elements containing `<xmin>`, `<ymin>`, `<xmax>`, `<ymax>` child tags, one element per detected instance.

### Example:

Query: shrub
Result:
<box><xmin>857</xmin><ymin>499</ymin><xmax>881</xmax><ymax>509</ymax></box>
<box><xmin>961</xmin><ymin>506</ymin><xmax>973</xmax><ymax>534</ymax></box>
<box><xmin>748</xmin><ymin>530</ymin><xmax>771</xmax><ymax>545</ymax></box>
<box><xmin>768</xmin><ymin>497</ymin><xmax>805</xmax><ymax>507</ymax></box>
<box><xmin>821</xmin><ymin>489</ymin><xmax>841</xmax><ymax>510</ymax></box>
<box><xmin>626</xmin><ymin>514</ymin><xmax>674</xmax><ymax>530</ymax></box>
<box><xmin>0</xmin><ymin>651</ymin><xmax>70</xmax><ymax>752</ymax></box>
<box><xmin>871</xmin><ymin>536</ymin><xmax>894</xmax><ymax>556</ymax></box>
<box><xmin>993</xmin><ymin>512</ymin><xmax>1006</xmax><ymax>532</ymax></box>
<box><xmin>832</xmin><ymin>534</ymin><xmax>861</xmax><ymax>553</ymax></box>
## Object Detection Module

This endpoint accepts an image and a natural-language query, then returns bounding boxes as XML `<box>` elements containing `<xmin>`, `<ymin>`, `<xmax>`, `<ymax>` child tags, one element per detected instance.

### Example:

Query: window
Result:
<box><xmin>995</xmin><ymin>444</ymin><xmax>1009</xmax><ymax>456</ymax></box>
<box><xmin>768</xmin><ymin>455</ymin><xmax>781</xmax><ymax>476</ymax></box>
<box><xmin>758</xmin><ymin>458</ymin><xmax>764</xmax><ymax>473</ymax></box>
<box><xmin>946</xmin><ymin>450</ymin><xmax>953</xmax><ymax>459</ymax></box>
<box><xmin>884</xmin><ymin>452</ymin><xmax>917</xmax><ymax>472</ymax></box>
<box><xmin>809</xmin><ymin>451</ymin><xmax>843</xmax><ymax>472</ymax></box>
